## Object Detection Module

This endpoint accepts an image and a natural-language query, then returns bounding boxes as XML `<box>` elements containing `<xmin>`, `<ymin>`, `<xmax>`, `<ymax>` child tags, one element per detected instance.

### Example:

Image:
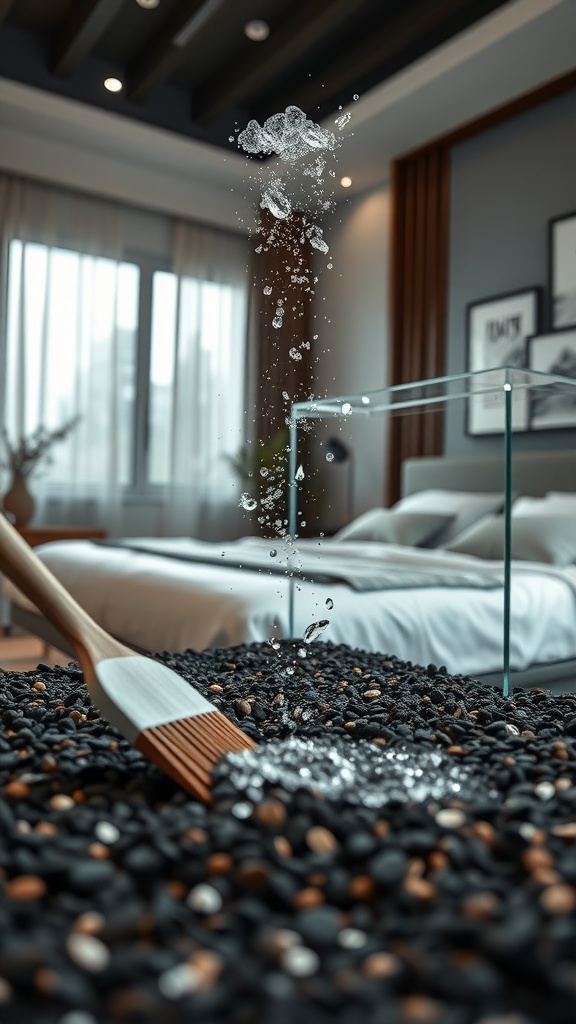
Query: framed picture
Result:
<box><xmin>466</xmin><ymin>287</ymin><xmax>540</xmax><ymax>435</ymax></box>
<box><xmin>549</xmin><ymin>212</ymin><xmax>576</xmax><ymax>328</ymax></box>
<box><xmin>528</xmin><ymin>328</ymin><xmax>576</xmax><ymax>430</ymax></box>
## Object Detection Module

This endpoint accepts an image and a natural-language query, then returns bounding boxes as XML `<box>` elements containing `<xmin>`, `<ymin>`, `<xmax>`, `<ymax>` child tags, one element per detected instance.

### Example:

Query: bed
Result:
<box><xmin>5</xmin><ymin>450</ymin><xmax>576</xmax><ymax>693</ymax></box>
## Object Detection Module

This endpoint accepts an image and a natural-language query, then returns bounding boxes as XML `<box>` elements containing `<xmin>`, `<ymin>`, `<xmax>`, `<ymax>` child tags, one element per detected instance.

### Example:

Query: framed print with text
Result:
<box><xmin>467</xmin><ymin>287</ymin><xmax>540</xmax><ymax>435</ymax></box>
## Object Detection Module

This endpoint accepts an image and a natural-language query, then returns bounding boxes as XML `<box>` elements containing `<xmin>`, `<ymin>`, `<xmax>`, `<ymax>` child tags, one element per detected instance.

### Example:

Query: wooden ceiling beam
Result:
<box><xmin>0</xmin><ymin>0</ymin><xmax>14</xmax><ymax>26</ymax></box>
<box><xmin>276</xmin><ymin>0</ymin><xmax>502</xmax><ymax>115</ymax></box>
<box><xmin>193</xmin><ymin>0</ymin><xmax>370</xmax><ymax>125</ymax></box>
<box><xmin>127</xmin><ymin>0</ymin><xmax>229</xmax><ymax>104</ymax></box>
<box><xmin>52</xmin><ymin>0</ymin><xmax>125</xmax><ymax>78</ymax></box>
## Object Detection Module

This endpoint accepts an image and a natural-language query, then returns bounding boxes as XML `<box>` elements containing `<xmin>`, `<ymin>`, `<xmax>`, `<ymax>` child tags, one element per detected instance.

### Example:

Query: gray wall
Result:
<box><xmin>445</xmin><ymin>86</ymin><xmax>576</xmax><ymax>455</ymax></box>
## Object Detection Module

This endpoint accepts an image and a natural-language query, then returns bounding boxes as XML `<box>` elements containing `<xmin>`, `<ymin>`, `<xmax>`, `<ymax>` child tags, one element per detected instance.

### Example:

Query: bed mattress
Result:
<box><xmin>5</xmin><ymin>536</ymin><xmax>576</xmax><ymax>679</ymax></box>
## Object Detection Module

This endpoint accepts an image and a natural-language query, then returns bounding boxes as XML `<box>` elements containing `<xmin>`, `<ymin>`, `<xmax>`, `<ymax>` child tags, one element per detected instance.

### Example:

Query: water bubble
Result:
<box><xmin>361</xmin><ymin>395</ymin><xmax>370</xmax><ymax>405</ymax></box>
<box><xmin>326</xmin><ymin>452</ymin><xmax>334</xmax><ymax>462</ymax></box>
<box><xmin>228</xmin><ymin>135</ymin><xmax>235</xmax><ymax>143</ymax></box>
<box><xmin>272</xmin><ymin>316</ymin><xmax>283</xmax><ymax>329</ymax></box>
<box><xmin>297</xmin><ymin>647</ymin><xmax>307</xmax><ymax>657</ymax></box>
<box><xmin>263</xmin><ymin>285</ymin><xmax>272</xmax><ymax>295</ymax></box>
<box><xmin>353</xmin><ymin>93</ymin><xmax>359</xmax><ymax>100</ymax></box>
<box><xmin>295</xmin><ymin>464</ymin><xmax>305</xmax><ymax>481</ymax></box>
<box><xmin>260</xmin><ymin>467</ymin><xmax>269</xmax><ymax>477</ymax></box>
<box><xmin>341</xmin><ymin>402</ymin><xmax>352</xmax><ymax>415</ymax></box>
<box><xmin>269</xmin><ymin>549</ymin><xmax>277</xmax><ymax>558</ymax></box>
<box><xmin>289</xmin><ymin>348</ymin><xmax>302</xmax><ymax>361</ymax></box>
<box><xmin>334</xmin><ymin>112</ymin><xmax>351</xmax><ymax>129</ymax></box>
<box><xmin>239</xmin><ymin>492</ymin><xmax>258</xmax><ymax>511</ymax></box>
<box><xmin>305</xmin><ymin>223</ymin><xmax>329</xmax><ymax>253</ymax></box>
<box><xmin>325</xmin><ymin>598</ymin><xmax>334</xmax><ymax>610</ymax></box>
<box><xmin>303</xmin><ymin>619</ymin><xmax>329</xmax><ymax>643</ymax></box>
<box><xmin>282</xmin><ymin>391</ymin><xmax>290</xmax><ymax>400</ymax></box>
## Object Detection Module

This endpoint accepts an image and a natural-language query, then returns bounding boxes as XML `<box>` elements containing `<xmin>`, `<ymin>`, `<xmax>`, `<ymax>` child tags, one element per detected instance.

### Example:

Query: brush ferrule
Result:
<box><xmin>93</xmin><ymin>656</ymin><xmax>216</xmax><ymax>744</ymax></box>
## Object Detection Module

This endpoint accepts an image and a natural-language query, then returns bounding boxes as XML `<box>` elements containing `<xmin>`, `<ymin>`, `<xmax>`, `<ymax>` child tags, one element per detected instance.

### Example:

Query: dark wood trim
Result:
<box><xmin>52</xmin><ymin>0</ymin><xmax>121</xmax><ymax>78</ymax></box>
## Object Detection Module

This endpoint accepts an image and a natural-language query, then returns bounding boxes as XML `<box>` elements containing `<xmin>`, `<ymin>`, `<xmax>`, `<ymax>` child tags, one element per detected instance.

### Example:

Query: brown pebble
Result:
<box><xmin>428</xmin><ymin>850</ymin><xmax>449</xmax><ymax>872</ymax></box>
<box><xmin>31</xmin><ymin>681</ymin><xmax>46</xmax><ymax>691</ymax></box>
<box><xmin>461</xmin><ymin>892</ymin><xmax>500</xmax><ymax>920</ymax></box>
<box><xmin>539</xmin><ymin>883</ymin><xmax>576</xmax><ymax>915</ymax></box>
<box><xmin>555</xmin><ymin>777</ymin><xmax>573</xmax><ymax>791</ymax></box>
<box><xmin>363</xmin><ymin>689</ymin><xmax>381</xmax><ymax>700</ymax></box>
<box><xmin>205</xmin><ymin>852</ymin><xmax>234</xmax><ymax>875</ymax></box>
<box><xmin>306</xmin><ymin>826</ymin><xmax>339</xmax><ymax>854</ymax></box>
<box><xmin>348</xmin><ymin>875</ymin><xmax>376</xmax><ymax>901</ymax></box>
<box><xmin>471</xmin><ymin>820</ymin><xmax>496</xmax><ymax>847</ymax></box>
<box><xmin>503</xmin><ymin>756</ymin><xmax>516</xmax><ymax>767</ymax></box>
<box><xmin>49</xmin><ymin>794</ymin><xmax>75</xmax><ymax>812</ymax></box>
<box><xmin>4</xmin><ymin>781</ymin><xmax>30</xmax><ymax>800</ymax></box>
<box><xmin>235</xmin><ymin>860</ymin><xmax>269</xmax><ymax>888</ymax></box>
<box><xmin>208</xmin><ymin>684</ymin><xmax>224</xmax><ymax>691</ymax></box>
<box><xmin>552</xmin><ymin>821</ymin><xmax>576</xmax><ymax>839</ymax></box>
<box><xmin>362</xmin><ymin>951</ymin><xmax>401</xmax><ymax>979</ymax></box>
<box><xmin>371</xmin><ymin>737</ymin><xmax>387</xmax><ymax>746</ymax></box>
<box><xmin>406</xmin><ymin>857</ymin><xmax>426</xmax><ymax>878</ymax></box>
<box><xmin>34</xmin><ymin>821</ymin><xmax>58</xmax><ymax>837</ymax></box>
<box><xmin>403</xmin><ymin>876</ymin><xmax>437</xmax><ymax>901</ymax></box>
<box><xmin>272</xmin><ymin>693</ymin><xmax>285</xmax><ymax>706</ymax></box>
<box><xmin>33</xmin><ymin>968</ymin><xmax>59</xmax><ymax>994</ymax></box>
<box><xmin>254</xmin><ymin>799</ymin><xmax>287</xmax><ymax>828</ymax></box>
<box><xmin>182</xmin><ymin>827</ymin><xmax>209</xmax><ymax>844</ymax></box>
<box><xmin>6</xmin><ymin>875</ymin><xmax>47</xmax><ymax>901</ymax></box>
<box><xmin>273</xmin><ymin>836</ymin><xmax>292</xmax><ymax>858</ymax></box>
<box><xmin>307</xmin><ymin>872</ymin><xmax>327</xmax><ymax>887</ymax></box>
<box><xmin>344</xmin><ymin>721</ymin><xmax>356</xmax><ymax>730</ymax></box>
<box><xmin>235</xmin><ymin>700</ymin><xmax>253</xmax><ymax>717</ymax></box>
<box><xmin>166</xmin><ymin>880</ymin><xmax>187</xmax><ymax>900</ymax></box>
<box><xmin>373</xmin><ymin>820</ymin><xmax>390</xmax><ymax>838</ymax></box>
<box><xmin>40</xmin><ymin>754</ymin><xmax>59</xmax><ymax>774</ymax></box>
<box><xmin>399</xmin><ymin>994</ymin><xmax>443</xmax><ymax>1022</ymax></box>
<box><xmin>107</xmin><ymin>988</ymin><xmax>156</xmax><ymax>1016</ymax></box>
<box><xmin>445</xmin><ymin>745</ymin><xmax>464</xmax><ymax>756</ymax></box>
<box><xmin>293</xmin><ymin>887</ymin><xmax>324</xmax><ymax>909</ymax></box>
<box><xmin>523</xmin><ymin>847</ymin><xmax>555</xmax><ymax>873</ymax></box>
<box><xmin>187</xmin><ymin>949</ymin><xmax>223</xmax><ymax>990</ymax></box>
<box><xmin>73</xmin><ymin>911</ymin><xmax>106</xmax><ymax>935</ymax></box>
<box><xmin>87</xmin><ymin>842</ymin><xmax>109</xmax><ymax>859</ymax></box>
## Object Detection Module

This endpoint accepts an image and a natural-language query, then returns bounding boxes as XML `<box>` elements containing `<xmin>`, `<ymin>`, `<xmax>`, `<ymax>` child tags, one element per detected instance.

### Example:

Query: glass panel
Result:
<box><xmin>288</xmin><ymin>367</ymin><xmax>576</xmax><ymax>696</ymax></box>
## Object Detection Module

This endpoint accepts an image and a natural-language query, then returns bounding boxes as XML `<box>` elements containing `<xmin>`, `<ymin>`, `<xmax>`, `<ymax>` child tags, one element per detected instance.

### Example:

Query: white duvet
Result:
<box><xmin>5</xmin><ymin>536</ymin><xmax>576</xmax><ymax>678</ymax></box>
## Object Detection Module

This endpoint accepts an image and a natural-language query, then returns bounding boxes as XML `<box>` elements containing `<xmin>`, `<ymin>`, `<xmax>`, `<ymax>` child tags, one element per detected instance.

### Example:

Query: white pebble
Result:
<box><xmin>186</xmin><ymin>884</ymin><xmax>223</xmax><ymax>915</ymax></box>
<box><xmin>519</xmin><ymin>822</ymin><xmax>539</xmax><ymax>840</ymax></box>
<box><xmin>338</xmin><ymin>927</ymin><xmax>367</xmax><ymax>949</ymax></box>
<box><xmin>65</xmin><ymin>934</ymin><xmax>110</xmax><ymax>972</ymax></box>
<box><xmin>505</xmin><ymin>723</ymin><xmax>520</xmax><ymax>735</ymax></box>
<box><xmin>231</xmin><ymin>802</ymin><xmax>253</xmax><ymax>819</ymax></box>
<box><xmin>94</xmin><ymin>821</ymin><xmax>120</xmax><ymax>844</ymax></box>
<box><xmin>57</xmin><ymin>1013</ymin><xmax>99</xmax><ymax>1024</ymax></box>
<box><xmin>158</xmin><ymin>963</ymin><xmax>201</xmax><ymax>999</ymax></box>
<box><xmin>435</xmin><ymin>808</ymin><xmax>466</xmax><ymax>829</ymax></box>
<box><xmin>535</xmin><ymin>781</ymin><xmax>556</xmax><ymax>801</ymax></box>
<box><xmin>281</xmin><ymin>945</ymin><xmax>320</xmax><ymax>977</ymax></box>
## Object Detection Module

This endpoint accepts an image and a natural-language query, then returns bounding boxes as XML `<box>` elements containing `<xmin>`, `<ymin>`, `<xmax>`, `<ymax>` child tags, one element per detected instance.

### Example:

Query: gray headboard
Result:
<box><xmin>401</xmin><ymin>450</ymin><xmax>576</xmax><ymax>498</ymax></box>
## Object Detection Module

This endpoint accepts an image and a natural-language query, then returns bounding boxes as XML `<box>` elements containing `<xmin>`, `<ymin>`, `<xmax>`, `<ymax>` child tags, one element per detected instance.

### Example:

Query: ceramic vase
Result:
<box><xmin>1</xmin><ymin>473</ymin><xmax>35</xmax><ymax>527</ymax></box>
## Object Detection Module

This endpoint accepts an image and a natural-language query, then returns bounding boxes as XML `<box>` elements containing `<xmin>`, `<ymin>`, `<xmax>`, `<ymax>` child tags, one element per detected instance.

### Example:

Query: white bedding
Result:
<box><xmin>5</xmin><ymin>536</ymin><xmax>576</xmax><ymax>678</ymax></box>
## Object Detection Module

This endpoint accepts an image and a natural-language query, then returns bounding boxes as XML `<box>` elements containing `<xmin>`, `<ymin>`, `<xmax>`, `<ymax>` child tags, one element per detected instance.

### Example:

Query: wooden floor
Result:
<box><xmin>0</xmin><ymin>627</ymin><xmax>73</xmax><ymax>672</ymax></box>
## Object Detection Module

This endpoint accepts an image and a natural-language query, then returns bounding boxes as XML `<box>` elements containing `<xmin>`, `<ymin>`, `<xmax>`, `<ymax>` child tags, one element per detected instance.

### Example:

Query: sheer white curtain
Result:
<box><xmin>0</xmin><ymin>174</ymin><xmax>130</xmax><ymax>534</ymax></box>
<box><xmin>0</xmin><ymin>173</ymin><xmax>251</xmax><ymax>539</ymax></box>
<box><xmin>158</xmin><ymin>220</ymin><xmax>248</xmax><ymax>537</ymax></box>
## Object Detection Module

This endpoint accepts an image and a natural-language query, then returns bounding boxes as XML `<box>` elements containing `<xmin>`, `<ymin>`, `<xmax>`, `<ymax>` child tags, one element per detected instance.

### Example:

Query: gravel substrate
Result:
<box><xmin>1</xmin><ymin>640</ymin><xmax>576</xmax><ymax>1024</ymax></box>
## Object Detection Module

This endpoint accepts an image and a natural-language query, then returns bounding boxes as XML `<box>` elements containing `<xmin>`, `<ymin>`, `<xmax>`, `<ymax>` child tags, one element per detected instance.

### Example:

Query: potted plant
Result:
<box><xmin>0</xmin><ymin>416</ymin><xmax>80</xmax><ymax>527</ymax></box>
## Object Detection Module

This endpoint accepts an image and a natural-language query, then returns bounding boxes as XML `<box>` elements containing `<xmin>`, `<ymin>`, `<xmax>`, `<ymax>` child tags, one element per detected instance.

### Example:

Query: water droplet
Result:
<box><xmin>361</xmin><ymin>395</ymin><xmax>370</xmax><ymax>405</ymax></box>
<box><xmin>263</xmin><ymin>284</ymin><xmax>272</xmax><ymax>295</ymax></box>
<box><xmin>341</xmin><ymin>402</ymin><xmax>352</xmax><ymax>415</ymax></box>
<box><xmin>327</xmin><ymin>262</ymin><xmax>333</xmax><ymax>269</ymax></box>
<box><xmin>326</xmin><ymin>452</ymin><xmax>334</xmax><ymax>462</ymax></box>
<box><xmin>272</xmin><ymin>316</ymin><xmax>283</xmax><ymax>329</ymax></box>
<box><xmin>228</xmin><ymin>135</ymin><xmax>235</xmax><ymax>142</ymax></box>
<box><xmin>303</xmin><ymin>619</ymin><xmax>329</xmax><ymax>643</ymax></box>
<box><xmin>325</xmin><ymin>598</ymin><xmax>333</xmax><ymax>610</ymax></box>
<box><xmin>289</xmin><ymin>347</ymin><xmax>303</xmax><ymax>361</ymax></box>
<box><xmin>353</xmin><ymin>93</ymin><xmax>359</xmax><ymax>100</ymax></box>
<box><xmin>297</xmin><ymin>647</ymin><xmax>307</xmax><ymax>657</ymax></box>
<box><xmin>282</xmin><ymin>390</ymin><xmax>290</xmax><ymax>400</ymax></box>
<box><xmin>239</xmin><ymin>492</ymin><xmax>258</xmax><ymax>511</ymax></box>
<box><xmin>295</xmin><ymin>464</ymin><xmax>305</xmax><ymax>481</ymax></box>
<box><xmin>269</xmin><ymin>549</ymin><xmax>277</xmax><ymax>558</ymax></box>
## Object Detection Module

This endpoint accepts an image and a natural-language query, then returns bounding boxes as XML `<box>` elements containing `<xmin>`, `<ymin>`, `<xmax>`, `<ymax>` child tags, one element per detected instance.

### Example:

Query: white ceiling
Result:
<box><xmin>0</xmin><ymin>0</ymin><xmax>573</xmax><ymax>226</ymax></box>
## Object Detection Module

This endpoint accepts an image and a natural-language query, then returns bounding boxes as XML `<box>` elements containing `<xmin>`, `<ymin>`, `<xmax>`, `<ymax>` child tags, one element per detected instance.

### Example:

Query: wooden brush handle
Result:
<box><xmin>0</xmin><ymin>511</ymin><xmax>118</xmax><ymax>662</ymax></box>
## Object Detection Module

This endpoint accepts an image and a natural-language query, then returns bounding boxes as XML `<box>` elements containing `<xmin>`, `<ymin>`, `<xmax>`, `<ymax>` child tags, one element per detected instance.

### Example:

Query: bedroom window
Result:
<box><xmin>3</xmin><ymin>240</ymin><xmax>246</xmax><ymax>501</ymax></box>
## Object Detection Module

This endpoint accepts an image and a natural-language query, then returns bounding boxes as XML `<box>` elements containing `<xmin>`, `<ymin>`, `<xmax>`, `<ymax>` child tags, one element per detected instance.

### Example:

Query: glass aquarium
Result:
<box><xmin>287</xmin><ymin>366</ymin><xmax>576</xmax><ymax>696</ymax></box>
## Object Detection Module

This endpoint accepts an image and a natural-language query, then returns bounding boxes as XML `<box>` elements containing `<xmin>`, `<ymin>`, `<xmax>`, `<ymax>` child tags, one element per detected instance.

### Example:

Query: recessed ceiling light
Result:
<box><xmin>104</xmin><ymin>77</ymin><xmax>123</xmax><ymax>93</ymax></box>
<box><xmin>244</xmin><ymin>20</ymin><xmax>270</xmax><ymax>42</ymax></box>
<box><xmin>136</xmin><ymin>0</ymin><xmax>160</xmax><ymax>8</ymax></box>
<box><xmin>340</xmin><ymin>176</ymin><xmax>352</xmax><ymax>188</ymax></box>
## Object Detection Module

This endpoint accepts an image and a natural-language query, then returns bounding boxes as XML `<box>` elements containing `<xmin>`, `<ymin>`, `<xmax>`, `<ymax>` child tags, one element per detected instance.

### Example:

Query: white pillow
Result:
<box><xmin>333</xmin><ymin>509</ymin><xmax>454</xmax><ymax>546</ymax></box>
<box><xmin>445</xmin><ymin>514</ymin><xmax>576</xmax><ymax>565</ymax></box>
<box><xmin>394</xmin><ymin>489</ymin><xmax>505</xmax><ymax>545</ymax></box>
<box><xmin>513</xmin><ymin>493</ymin><xmax>576</xmax><ymax>516</ymax></box>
